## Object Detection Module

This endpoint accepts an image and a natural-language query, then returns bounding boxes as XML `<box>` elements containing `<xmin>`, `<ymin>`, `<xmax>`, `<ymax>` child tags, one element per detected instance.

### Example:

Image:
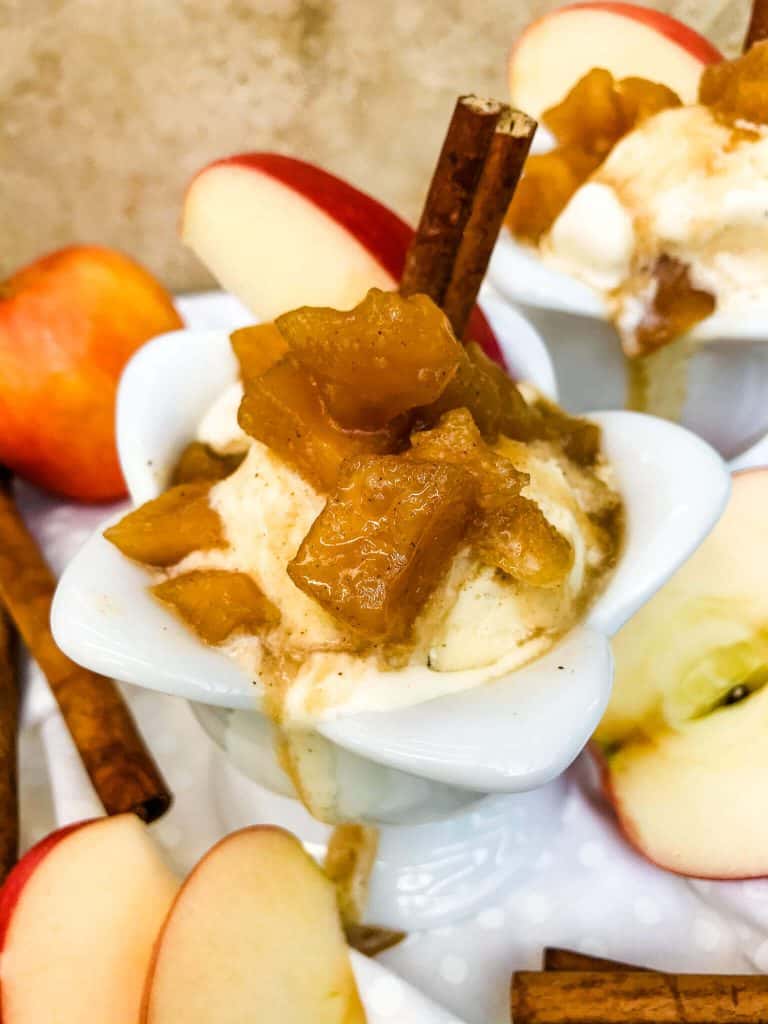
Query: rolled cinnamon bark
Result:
<box><xmin>442</xmin><ymin>107</ymin><xmax>536</xmax><ymax>339</ymax></box>
<box><xmin>544</xmin><ymin>948</ymin><xmax>646</xmax><ymax>972</ymax></box>
<box><xmin>744</xmin><ymin>0</ymin><xmax>768</xmax><ymax>50</ymax></box>
<box><xmin>512</xmin><ymin>970</ymin><xmax>768</xmax><ymax>1024</ymax></box>
<box><xmin>0</xmin><ymin>606</ymin><xmax>18</xmax><ymax>881</ymax></box>
<box><xmin>400</xmin><ymin>95</ymin><xmax>503</xmax><ymax>306</ymax></box>
<box><xmin>0</xmin><ymin>483</ymin><xmax>172</xmax><ymax>822</ymax></box>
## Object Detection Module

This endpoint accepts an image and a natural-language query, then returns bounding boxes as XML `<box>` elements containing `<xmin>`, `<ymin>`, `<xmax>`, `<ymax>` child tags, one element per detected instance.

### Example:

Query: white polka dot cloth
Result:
<box><xmin>14</xmin><ymin>296</ymin><xmax>768</xmax><ymax>1024</ymax></box>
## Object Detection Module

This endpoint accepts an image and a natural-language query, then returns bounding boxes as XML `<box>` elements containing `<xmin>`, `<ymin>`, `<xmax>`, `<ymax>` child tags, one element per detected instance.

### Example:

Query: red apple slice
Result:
<box><xmin>509</xmin><ymin>2</ymin><xmax>723</xmax><ymax>119</ymax></box>
<box><xmin>181</xmin><ymin>153</ymin><xmax>504</xmax><ymax>363</ymax></box>
<box><xmin>141</xmin><ymin>826</ymin><xmax>365</xmax><ymax>1024</ymax></box>
<box><xmin>0</xmin><ymin>814</ymin><xmax>179</xmax><ymax>1022</ymax></box>
<box><xmin>596</xmin><ymin>470</ymin><xmax>768</xmax><ymax>878</ymax></box>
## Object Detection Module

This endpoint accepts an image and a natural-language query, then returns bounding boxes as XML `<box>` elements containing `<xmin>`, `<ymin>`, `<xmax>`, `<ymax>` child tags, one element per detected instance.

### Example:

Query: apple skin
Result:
<box><xmin>0</xmin><ymin>821</ymin><xmax>86</xmax><ymax>952</ymax></box>
<box><xmin>509</xmin><ymin>1</ymin><xmax>723</xmax><ymax>118</ymax></box>
<box><xmin>596</xmin><ymin>469</ymin><xmax>768</xmax><ymax>880</ymax></box>
<box><xmin>183</xmin><ymin>153</ymin><xmax>505</xmax><ymax>366</ymax></box>
<box><xmin>0</xmin><ymin>245</ymin><xmax>183</xmax><ymax>502</ymax></box>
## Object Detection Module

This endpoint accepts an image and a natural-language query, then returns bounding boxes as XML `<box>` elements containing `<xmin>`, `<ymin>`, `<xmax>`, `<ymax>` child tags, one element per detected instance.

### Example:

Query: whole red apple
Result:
<box><xmin>0</xmin><ymin>245</ymin><xmax>183</xmax><ymax>501</ymax></box>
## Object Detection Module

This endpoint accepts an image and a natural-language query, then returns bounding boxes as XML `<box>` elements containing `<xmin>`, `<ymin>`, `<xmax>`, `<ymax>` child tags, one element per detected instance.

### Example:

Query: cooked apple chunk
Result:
<box><xmin>408</xmin><ymin>408</ymin><xmax>527</xmax><ymax>510</ymax></box>
<box><xmin>699</xmin><ymin>40</ymin><xmax>768</xmax><ymax>126</ymax></box>
<box><xmin>421</xmin><ymin>342</ymin><xmax>537</xmax><ymax>442</ymax></box>
<box><xmin>153</xmin><ymin>570</ymin><xmax>279</xmax><ymax>644</ymax></box>
<box><xmin>288</xmin><ymin>455</ymin><xmax>475</xmax><ymax>640</ymax></box>
<box><xmin>632</xmin><ymin>255</ymin><xmax>715</xmax><ymax>356</ymax></box>
<box><xmin>104</xmin><ymin>482</ymin><xmax>225</xmax><ymax>567</ymax></box>
<box><xmin>230</xmin><ymin>322</ymin><xmax>288</xmax><ymax>384</ymax></box>
<box><xmin>507</xmin><ymin>69</ymin><xmax>680</xmax><ymax>244</ymax></box>
<box><xmin>170</xmin><ymin>441</ymin><xmax>244</xmax><ymax>485</ymax></box>
<box><xmin>238</xmin><ymin>356</ymin><xmax>399</xmax><ymax>492</ymax></box>
<box><xmin>476</xmin><ymin>497</ymin><xmax>574</xmax><ymax>589</ymax></box>
<box><xmin>275</xmin><ymin>289</ymin><xmax>463</xmax><ymax>429</ymax></box>
<box><xmin>410</xmin><ymin>412</ymin><xmax>573</xmax><ymax>587</ymax></box>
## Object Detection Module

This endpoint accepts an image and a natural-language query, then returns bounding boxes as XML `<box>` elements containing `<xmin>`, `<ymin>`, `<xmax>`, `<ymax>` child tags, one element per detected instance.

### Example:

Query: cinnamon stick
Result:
<box><xmin>400</xmin><ymin>95</ymin><xmax>503</xmax><ymax>306</ymax></box>
<box><xmin>0</xmin><ymin>483</ymin><xmax>172</xmax><ymax>822</ymax></box>
<box><xmin>512</xmin><ymin>970</ymin><xmax>768</xmax><ymax>1024</ymax></box>
<box><xmin>442</xmin><ymin>107</ymin><xmax>536</xmax><ymax>338</ymax></box>
<box><xmin>744</xmin><ymin>0</ymin><xmax>768</xmax><ymax>50</ymax></box>
<box><xmin>0</xmin><ymin>606</ymin><xmax>18</xmax><ymax>881</ymax></box>
<box><xmin>544</xmin><ymin>948</ymin><xmax>646</xmax><ymax>972</ymax></box>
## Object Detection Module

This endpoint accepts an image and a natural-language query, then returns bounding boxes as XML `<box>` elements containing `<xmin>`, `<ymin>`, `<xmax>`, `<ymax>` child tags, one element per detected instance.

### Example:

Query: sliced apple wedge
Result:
<box><xmin>0</xmin><ymin>815</ymin><xmax>179</xmax><ymax>1023</ymax></box>
<box><xmin>181</xmin><ymin>153</ymin><xmax>503</xmax><ymax>363</ymax></box>
<box><xmin>601</xmin><ymin>685</ymin><xmax>768</xmax><ymax>877</ymax></box>
<box><xmin>141</xmin><ymin>826</ymin><xmax>366</xmax><ymax>1024</ymax></box>
<box><xmin>509</xmin><ymin>2</ymin><xmax>723</xmax><ymax>118</ymax></box>
<box><xmin>597</xmin><ymin>469</ymin><xmax>768</xmax><ymax>877</ymax></box>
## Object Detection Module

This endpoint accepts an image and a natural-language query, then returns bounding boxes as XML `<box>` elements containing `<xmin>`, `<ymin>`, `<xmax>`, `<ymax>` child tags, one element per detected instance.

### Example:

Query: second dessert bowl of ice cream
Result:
<box><xmin>491</xmin><ymin>6</ymin><xmax>768</xmax><ymax>459</ymax></box>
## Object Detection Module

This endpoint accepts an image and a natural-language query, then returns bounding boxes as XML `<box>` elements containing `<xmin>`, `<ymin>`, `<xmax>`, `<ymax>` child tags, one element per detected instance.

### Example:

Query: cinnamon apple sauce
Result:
<box><xmin>105</xmin><ymin>290</ymin><xmax>622</xmax><ymax>816</ymax></box>
<box><xmin>506</xmin><ymin>42</ymin><xmax>768</xmax><ymax>421</ymax></box>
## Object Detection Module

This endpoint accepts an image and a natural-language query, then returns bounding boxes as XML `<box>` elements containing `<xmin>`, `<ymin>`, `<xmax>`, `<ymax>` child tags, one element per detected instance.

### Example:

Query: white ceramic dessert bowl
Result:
<box><xmin>52</xmin><ymin>299</ymin><xmax>729</xmax><ymax>804</ymax></box>
<box><xmin>488</xmin><ymin>233</ymin><xmax>768</xmax><ymax>460</ymax></box>
<box><xmin>50</xmin><ymin>295</ymin><xmax>729</xmax><ymax>928</ymax></box>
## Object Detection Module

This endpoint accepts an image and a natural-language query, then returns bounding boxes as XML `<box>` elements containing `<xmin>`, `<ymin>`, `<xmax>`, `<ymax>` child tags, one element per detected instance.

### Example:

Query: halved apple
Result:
<box><xmin>181</xmin><ymin>153</ymin><xmax>503</xmax><ymax>363</ymax></box>
<box><xmin>141</xmin><ymin>826</ymin><xmax>366</xmax><ymax>1024</ymax></box>
<box><xmin>509</xmin><ymin>2</ymin><xmax>723</xmax><ymax>119</ymax></box>
<box><xmin>596</xmin><ymin>469</ymin><xmax>768</xmax><ymax>877</ymax></box>
<box><xmin>0</xmin><ymin>815</ymin><xmax>179</xmax><ymax>1023</ymax></box>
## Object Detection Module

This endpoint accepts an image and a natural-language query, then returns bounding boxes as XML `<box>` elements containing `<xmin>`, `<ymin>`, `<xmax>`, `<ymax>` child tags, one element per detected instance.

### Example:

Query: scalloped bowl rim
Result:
<box><xmin>50</xmin><ymin>301</ymin><xmax>730</xmax><ymax>791</ymax></box>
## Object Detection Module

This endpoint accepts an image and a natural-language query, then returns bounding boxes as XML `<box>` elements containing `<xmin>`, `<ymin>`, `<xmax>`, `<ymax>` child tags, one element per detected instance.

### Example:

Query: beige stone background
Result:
<box><xmin>0</xmin><ymin>0</ymin><xmax>752</xmax><ymax>291</ymax></box>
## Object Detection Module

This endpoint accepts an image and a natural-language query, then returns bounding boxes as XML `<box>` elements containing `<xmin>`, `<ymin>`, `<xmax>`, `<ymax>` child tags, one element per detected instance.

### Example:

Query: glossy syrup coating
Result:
<box><xmin>104</xmin><ymin>482</ymin><xmax>224</xmax><ymax>566</ymax></box>
<box><xmin>287</xmin><ymin>455</ymin><xmax>475</xmax><ymax>641</ymax></box>
<box><xmin>152</xmin><ymin>569</ymin><xmax>279</xmax><ymax>644</ymax></box>
<box><xmin>407</xmin><ymin>408</ymin><xmax>527</xmax><ymax>510</ymax></box>
<box><xmin>237</xmin><ymin>355</ymin><xmax>401</xmax><ymax>492</ymax></box>
<box><xmin>275</xmin><ymin>289</ymin><xmax>463</xmax><ymax>429</ymax></box>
